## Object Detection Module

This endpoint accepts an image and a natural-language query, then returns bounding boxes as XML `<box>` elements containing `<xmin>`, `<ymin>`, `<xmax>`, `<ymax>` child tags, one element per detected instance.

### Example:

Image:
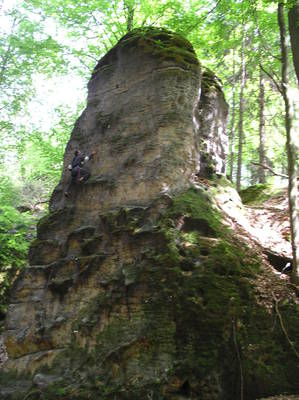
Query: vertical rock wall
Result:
<box><xmin>3</xmin><ymin>28</ymin><xmax>201</xmax><ymax>372</ymax></box>
<box><xmin>196</xmin><ymin>68</ymin><xmax>229</xmax><ymax>177</ymax></box>
<box><xmin>50</xmin><ymin>29</ymin><xmax>201</xmax><ymax>216</ymax></box>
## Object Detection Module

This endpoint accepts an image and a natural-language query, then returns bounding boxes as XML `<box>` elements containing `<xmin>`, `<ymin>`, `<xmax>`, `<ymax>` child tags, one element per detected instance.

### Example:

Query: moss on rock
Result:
<box><xmin>201</xmin><ymin>67</ymin><xmax>224</xmax><ymax>93</ymax></box>
<box><xmin>1</xmin><ymin>186</ymin><xmax>298</xmax><ymax>400</ymax></box>
<box><xmin>239</xmin><ymin>184</ymin><xmax>285</xmax><ymax>205</ymax></box>
<box><xmin>93</xmin><ymin>27</ymin><xmax>199</xmax><ymax>78</ymax></box>
<box><xmin>120</xmin><ymin>27</ymin><xmax>199</xmax><ymax>70</ymax></box>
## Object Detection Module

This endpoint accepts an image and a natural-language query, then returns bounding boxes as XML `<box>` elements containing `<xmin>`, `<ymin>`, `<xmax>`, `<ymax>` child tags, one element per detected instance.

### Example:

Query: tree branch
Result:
<box><xmin>251</xmin><ymin>162</ymin><xmax>293</xmax><ymax>179</ymax></box>
<box><xmin>187</xmin><ymin>0</ymin><xmax>223</xmax><ymax>32</ymax></box>
<box><xmin>259</xmin><ymin>63</ymin><xmax>283</xmax><ymax>95</ymax></box>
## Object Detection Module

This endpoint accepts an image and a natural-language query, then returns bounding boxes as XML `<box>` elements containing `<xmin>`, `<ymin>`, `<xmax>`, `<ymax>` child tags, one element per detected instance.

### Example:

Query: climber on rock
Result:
<box><xmin>64</xmin><ymin>149</ymin><xmax>96</xmax><ymax>197</ymax></box>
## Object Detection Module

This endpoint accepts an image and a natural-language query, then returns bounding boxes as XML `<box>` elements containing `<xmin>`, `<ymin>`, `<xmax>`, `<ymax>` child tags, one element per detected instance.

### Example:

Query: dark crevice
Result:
<box><xmin>264</xmin><ymin>249</ymin><xmax>292</xmax><ymax>273</ymax></box>
<box><xmin>179</xmin><ymin>380</ymin><xmax>191</xmax><ymax>396</ymax></box>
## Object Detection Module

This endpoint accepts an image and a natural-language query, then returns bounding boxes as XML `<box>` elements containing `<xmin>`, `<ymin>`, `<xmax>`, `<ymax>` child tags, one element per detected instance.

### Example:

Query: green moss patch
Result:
<box><xmin>93</xmin><ymin>27</ymin><xmax>199</xmax><ymax>77</ymax></box>
<box><xmin>239</xmin><ymin>184</ymin><xmax>285</xmax><ymax>205</ymax></box>
<box><xmin>201</xmin><ymin>67</ymin><xmax>223</xmax><ymax>93</ymax></box>
<box><xmin>121</xmin><ymin>27</ymin><xmax>199</xmax><ymax>71</ymax></box>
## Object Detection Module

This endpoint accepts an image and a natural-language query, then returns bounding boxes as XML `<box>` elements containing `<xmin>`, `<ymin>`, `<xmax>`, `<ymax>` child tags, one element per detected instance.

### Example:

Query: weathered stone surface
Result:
<box><xmin>3</xmin><ymin>28</ymin><xmax>202</xmax><ymax>374</ymax></box>
<box><xmin>50</xmin><ymin>28</ymin><xmax>201</xmax><ymax>217</ymax></box>
<box><xmin>3</xmin><ymin>25</ymin><xmax>202</xmax><ymax>374</ymax></box>
<box><xmin>1</xmin><ymin>28</ymin><xmax>298</xmax><ymax>400</ymax></box>
<box><xmin>28</xmin><ymin>239</ymin><xmax>65</xmax><ymax>265</ymax></box>
<box><xmin>196</xmin><ymin>68</ymin><xmax>229</xmax><ymax>177</ymax></box>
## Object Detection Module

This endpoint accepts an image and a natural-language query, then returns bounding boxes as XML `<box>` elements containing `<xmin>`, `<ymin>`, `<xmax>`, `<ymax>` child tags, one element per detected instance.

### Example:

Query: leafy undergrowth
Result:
<box><xmin>0</xmin><ymin>206</ymin><xmax>35</xmax><ymax>320</ymax></box>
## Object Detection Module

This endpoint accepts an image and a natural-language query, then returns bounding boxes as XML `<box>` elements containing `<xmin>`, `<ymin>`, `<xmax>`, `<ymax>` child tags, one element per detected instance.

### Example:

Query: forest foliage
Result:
<box><xmin>0</xmin><ymin>0</ymin><xmax>298</xmax><ymax>313</ymax></box>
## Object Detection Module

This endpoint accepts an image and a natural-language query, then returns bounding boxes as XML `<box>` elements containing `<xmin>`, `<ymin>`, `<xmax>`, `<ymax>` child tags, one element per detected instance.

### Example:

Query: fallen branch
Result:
<box><xmin>272</xmin><ymin>291</ymin><xmax>299</xmax><ymax>359</ymax></box>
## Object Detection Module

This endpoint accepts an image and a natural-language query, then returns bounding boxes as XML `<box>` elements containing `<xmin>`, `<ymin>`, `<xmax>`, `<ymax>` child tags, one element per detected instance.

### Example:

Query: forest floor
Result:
<box><xmin>244</xmin><ymin>189</ymin><xmax>292</xmax><ymax>260</ymax></box>
<box><xmin>207</xmin><ymin>181</ymin><xmax>299</xmax><ymax>313</ymax></box>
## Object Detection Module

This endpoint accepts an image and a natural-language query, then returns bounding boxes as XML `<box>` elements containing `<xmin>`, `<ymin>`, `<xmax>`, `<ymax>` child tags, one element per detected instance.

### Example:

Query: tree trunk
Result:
<box><xmin>236</xmin><ymin>31</ymin><xmax>246</xmax><ymax>192</ymax></box>
<box><xmin>278</xmin><ymin>2</ymin><xmax>299</xmax><ymax>284</ymax></box>
<box><xmin>258</xmin><ymin>61</ymin><xmax>266</xmax><ymax>184</ymax></box>
<box><xmin>229</xmin><ymin>50</ymin><xmax>236</xmax><ymax>183</ymax></box>
<box><xmin>288</xmin><ymin>0</ymin><xmax>299</xmax><ymax>84</ymax></box>
<box><xmin>124</xmin><ymin>1</ymin><xmax>135</xmax><ymax>32</ymax></box>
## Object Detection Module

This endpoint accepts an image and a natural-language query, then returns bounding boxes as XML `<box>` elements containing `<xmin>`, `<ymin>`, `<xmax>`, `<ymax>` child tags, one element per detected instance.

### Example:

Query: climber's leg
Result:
<box><xmin>79</xmin><ymin>167</ymin><xmax>90</xmax><ymax>182</ymax></box>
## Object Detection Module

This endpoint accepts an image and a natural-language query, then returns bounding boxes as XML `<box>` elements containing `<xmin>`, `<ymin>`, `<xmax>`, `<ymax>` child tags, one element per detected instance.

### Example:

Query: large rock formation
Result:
<box><xmin>4</xmin><ymin>26</ymin><xmax>202</xmax><ymax>374</ymax></box>
<box><xmin>1</xmin><ymin>28</ymin><xmax>298</xmax><ymax>400</ymax></box>
<box><xmin>196</xmin><ymin>68</ymin><xmax>228</xmax><ymax>177</ymax></box>
<box><xmin>50</xmin><ymin>28</ymin><xmax>201</xmax><ymax>215</ymax></box>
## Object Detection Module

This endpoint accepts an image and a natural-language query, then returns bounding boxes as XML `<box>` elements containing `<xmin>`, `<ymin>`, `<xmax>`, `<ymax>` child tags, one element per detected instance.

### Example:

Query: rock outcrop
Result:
<box><xmin>4</xmin><ymin>26</ymin><xmax>203</xmax><ymax>374</ymax></box>
<box><xmin>51</xmin><ymin>28</ymin><xmax>201</xmax><ymax>215</ymax></box>
<box><xmin>1</xmin><ymin>28</ymin><xmax>298</xmax><ymax>400</ymax></box>
<box><xmin>196</xmin><ymin>68</ymin><xmax>228</xmax><ymax>177</ymax></box>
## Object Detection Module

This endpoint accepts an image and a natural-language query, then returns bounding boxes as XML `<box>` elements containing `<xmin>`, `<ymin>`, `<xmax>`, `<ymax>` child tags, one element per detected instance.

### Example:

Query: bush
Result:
<box><xmin>0</xmin><ymin>177</ymin><xmax>36</xmax><ymax>320</ymax></box>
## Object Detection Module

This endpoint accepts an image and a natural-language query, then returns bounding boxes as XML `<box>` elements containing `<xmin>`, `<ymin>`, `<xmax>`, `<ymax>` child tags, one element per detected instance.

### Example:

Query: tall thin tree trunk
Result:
<box><xmin>288</xmin><ymin>0</ymin><xmax>299</xmax><ymax>84</ymax></box>
<box><xmin>278</xmin><ymin>2</ymin><xmax>299</xmax><ymax>284</ymax></box>
<box><xmin>124</xmin><ymin>1</ymin><xmax>135</xmax><ymax>32</ymax></box>
<box><xmin>258</xmin><ymin>57</ymin><xmax>266</xmax><ymax>183</ymax></box>
<box><xmin>229</xmin><ymin>50</ymin><xmax>236</xmax><ymax>183</ymax></box>
<box><xmin>236</xmin><ymin>31</ymin><xmax>246</xmax><ymax>192</ymax></box>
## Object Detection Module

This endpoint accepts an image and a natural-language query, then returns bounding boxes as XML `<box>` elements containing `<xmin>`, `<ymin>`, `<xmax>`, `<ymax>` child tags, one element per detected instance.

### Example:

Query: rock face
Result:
<box><xmin>4</xmin><ymin>27</ymin><xmax>202</xmax><ymax>373</ymax></box>
<box><xmin>2</xmin><ymin>29</ymin><xmax>298</xmax><ymax>400</ymax></box>
<box><xmin>196</xmin><ymin>69</ymin><xmax>228</xmax><ymax>177</ymax></box>
<box><xmin>50</xmin><ymin>28</ymin><xmax>201</xmax><ymax>216</ymax></box>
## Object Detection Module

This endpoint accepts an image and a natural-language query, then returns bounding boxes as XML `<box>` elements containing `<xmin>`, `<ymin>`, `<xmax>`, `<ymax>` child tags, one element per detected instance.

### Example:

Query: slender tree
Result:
<box><xmin>236</xmin><ymin>28</ymin><xmax>246</xmax><ymax>192</ymax></box>
<box><xmin>258</xmin><ymin>57</ymin><xmax>266</xmax><ymax>184</ymax></box>
<box><xmin>288</xmin><ymin>0</ymin><xmax>299</xmax><ymax>83</ymax></box>
<box><xmin>278</xmin><ymin>1</ymin><xmax>299</xmax><ymax>283</ymax></box>
<box><xmin>229</xmin><ymin>49</ymin><xmax>236</xmax><ymax>183</ymax></box>
<box><xmin>124</xmin><ymin>0</ymin><xmax>135</xmax><ymax>32</ymax></box>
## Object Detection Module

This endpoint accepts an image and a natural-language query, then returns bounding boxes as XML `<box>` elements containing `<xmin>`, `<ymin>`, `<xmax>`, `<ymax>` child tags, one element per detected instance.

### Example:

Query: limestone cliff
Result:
<box><xmin>1</xmin><ymin>28</ymin><xmax>298</xmax><ymax>400</ymax></box>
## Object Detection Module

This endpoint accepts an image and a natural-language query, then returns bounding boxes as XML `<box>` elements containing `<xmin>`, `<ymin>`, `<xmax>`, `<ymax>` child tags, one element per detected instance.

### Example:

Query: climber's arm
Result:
<box><xmin>83</xmin><ymin>151</ymin><xmax>96</xmax><ymax>163</ymax></box>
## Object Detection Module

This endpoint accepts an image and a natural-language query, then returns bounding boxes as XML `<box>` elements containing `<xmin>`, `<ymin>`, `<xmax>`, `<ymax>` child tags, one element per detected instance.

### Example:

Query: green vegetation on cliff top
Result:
<box><xmin>95</xmin><ymin>27</ymin><xmax>199</xmax><ymax>74</ymax></box>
